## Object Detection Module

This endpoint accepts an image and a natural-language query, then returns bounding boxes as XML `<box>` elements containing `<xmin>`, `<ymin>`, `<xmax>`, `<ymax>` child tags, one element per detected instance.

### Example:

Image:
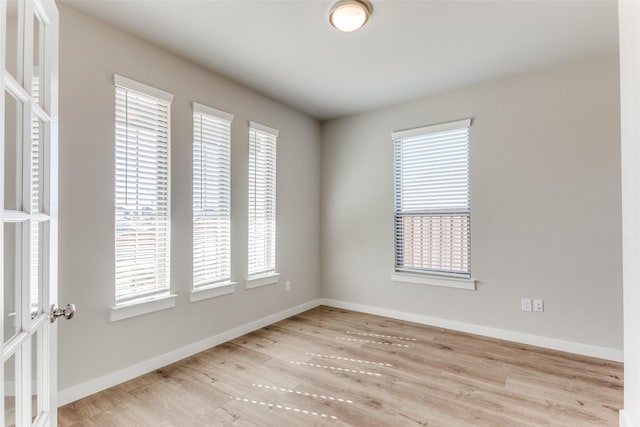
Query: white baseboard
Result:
<box><xmin>3</xmin><ymin>381</ymin><xmax>37</xmax><ymax>397</ymax></box>
<box><xmin>619</xmin><ymin>410</ymin><xmax>636</xmax><ymax>427</ymax></box>
<box><xmin>57</xmin><ymin>299</ymin><xmax>323</xmax><ymax>406</ymax></box>
<box><xmin>319</xmin><ymin>299</ymin><xmax>624</xmax><ymax>363</ymax></box>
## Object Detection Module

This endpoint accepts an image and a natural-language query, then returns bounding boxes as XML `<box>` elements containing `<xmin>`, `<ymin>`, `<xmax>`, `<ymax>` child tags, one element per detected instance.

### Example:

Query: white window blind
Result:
<box><xmin>30</xmin><ymin>75</ymin><xmax>40</xmax><ymax>313</ymax></box>
<box><xmin>248</xmin><ymin>122</ymin><xmax>278</xmax><ymax>278</ymax></box>
<box><xmin>114</xmin><ymin>75</ymin><xmax>173</xmax><ymax>304</ymax></box>
<box><xmin>192</xmin><ymin>103</ymin><xmax>233</xmax><ymax>289</ymax></box>
<box><xmin>393</xmin><ymin>119</ymin><xmax>471</xmax><ymax>278</ymax></box>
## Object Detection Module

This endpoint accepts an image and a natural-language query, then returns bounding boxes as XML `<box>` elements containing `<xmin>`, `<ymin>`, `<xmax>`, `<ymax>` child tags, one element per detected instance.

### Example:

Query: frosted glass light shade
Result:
<box><xmin>329</xmin><ymin>0</ymin><xmax>371</xmax><ymax>32</ymax></box>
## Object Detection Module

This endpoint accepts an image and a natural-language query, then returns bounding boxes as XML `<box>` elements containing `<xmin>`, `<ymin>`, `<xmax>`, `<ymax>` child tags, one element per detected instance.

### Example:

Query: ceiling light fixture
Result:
<box><xmin>329</xmin><ymin>0</ymin><xmax>371</xmax><ymax>32</ymax></box>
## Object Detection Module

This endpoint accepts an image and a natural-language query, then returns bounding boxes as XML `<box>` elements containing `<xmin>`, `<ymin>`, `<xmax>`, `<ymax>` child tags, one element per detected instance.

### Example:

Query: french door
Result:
<box><xmin>1</xmin><ymin>0</ymin><xmax>60</xmax><ymax>426</ymax></box>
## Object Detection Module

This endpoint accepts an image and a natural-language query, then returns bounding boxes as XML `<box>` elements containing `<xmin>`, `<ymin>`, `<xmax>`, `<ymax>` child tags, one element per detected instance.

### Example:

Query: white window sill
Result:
<box><xmin>110</xmin><ymin>294</ymin><xmax>177</xmax><ymax>322</ymax></box>
<box><xmin>391</xmin><ymin>272</ymin><xmax>476</xmax><ymax>290</ymax></box>
<box><xmin>246</xmin><ymin>273</ymin><xmax>280</xmax><ymax>289</ymax></box>
<box><xmin>190</xmin><ymin>282</ymin><xmax>236</xmax><ymax>302</ymax></box>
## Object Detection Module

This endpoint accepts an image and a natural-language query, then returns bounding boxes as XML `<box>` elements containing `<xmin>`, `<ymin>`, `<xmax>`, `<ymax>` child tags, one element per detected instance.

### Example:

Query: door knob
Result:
<box><xmin>50</xmin><ymin>304</ymin><xmax>76</xmax><ymax>323</ymax></box>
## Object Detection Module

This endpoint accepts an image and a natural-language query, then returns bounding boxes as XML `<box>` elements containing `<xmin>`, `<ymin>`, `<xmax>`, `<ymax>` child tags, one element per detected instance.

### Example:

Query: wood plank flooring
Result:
<box><xmin>58</xmin><ymin>306</ymin><xmax>623</xmax><ymax>426</ymax></box>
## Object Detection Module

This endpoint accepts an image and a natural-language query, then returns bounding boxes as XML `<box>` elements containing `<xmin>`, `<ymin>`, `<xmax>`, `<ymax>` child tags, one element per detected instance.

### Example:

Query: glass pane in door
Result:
<box><xmin>29</xmin><ymin>116</ymin><xmax>46</xmax><ymax>320</ymax></box>
<box><xmin>4</xmin><ymin>353</ymin><xmax>16</xmax><ymax>427</ymax></box>
<box><xmin>4</xmin><ymin>222</ymin><xmax>22</xmax><ymax>344</ymax></box>
<box><xmin>29</xmin><ymin>221</ymin><xmax>42</xmax><ymax>319</ymax></box>
<box><xmin>30</xmin><ymin>116</ymin><xmax>43</xmax><ymax>214</ymax></box>
<box><xmin>4</xmin><ymin>91</ymin><xmax>23</xmax><ymax>212</ymax></box>
<box><xmin>33</xmin><ymin>12</ymin><xmax>45</xmax><ymax>111</ymax></box>
<box><xmin>5</xmin><ymin>0</ymin><xmax>22</xmax><ymax>83</ymax></box>
<box><xmin>31</xmin><ymin>331</ymin><xmax>41</xmax><ymax>423</ymax></box>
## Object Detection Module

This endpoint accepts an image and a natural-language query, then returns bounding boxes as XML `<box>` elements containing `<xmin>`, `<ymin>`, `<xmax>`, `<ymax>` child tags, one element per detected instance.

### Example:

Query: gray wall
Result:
<box><xmin>619</xmin><ymin>1</ymin><xmax>640</xmax><ymax>424</ymax></box>
<box><xmin>58</xmin><ymin>5</ymin><xmax>321</xmax><ymax>391</ymax></box>
<box><xmin>321</xmin><ymin>54</ymin><xmax>623</xmax><ymax>350</ymax></box>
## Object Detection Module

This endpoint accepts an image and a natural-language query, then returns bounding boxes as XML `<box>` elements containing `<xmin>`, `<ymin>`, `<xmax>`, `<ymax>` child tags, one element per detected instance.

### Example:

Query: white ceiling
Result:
<box><xmin>61</xmin><ymin>0</ymin><xmax>619</xmax><ymax>120</ymax></box>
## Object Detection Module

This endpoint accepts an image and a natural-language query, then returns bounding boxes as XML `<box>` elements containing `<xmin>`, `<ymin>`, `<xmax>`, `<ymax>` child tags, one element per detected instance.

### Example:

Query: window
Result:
<box><xmin>393</xmin><ymin>119</ymin><xmax>472</xmax><ymax>281</ymax></box>
<box><xmin>192</xmin><ymin>103</ymin><xmax>233</xmax><ymax>291</ymax></box>
<box><xmin>247</xmin><ymin>122</ymin><xmax>279</xmax><ymax>286</ymax></box>
<box><xmin>114</xmin><ymin>75</ymin><xmax>173</xmax><ymax>305</ymax></box>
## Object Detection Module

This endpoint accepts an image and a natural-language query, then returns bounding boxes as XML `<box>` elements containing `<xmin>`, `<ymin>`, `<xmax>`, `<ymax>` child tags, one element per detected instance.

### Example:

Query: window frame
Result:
<box><xmin>391</xmin><ymin>119</ymin><xmax>475</xmax><ymax>290</ymax></box>
<box><xmin>191</xmin><ymin>102</ymin><xmax>236</xmax><ymax>302</ymax></box>
<box><xmin>112</xmin><ymin>74</ymin><xmax>175</xmax><ymax>319</ymax></box>
<box><xmin>246</xmin><ymin>121</ymin><xmax>279</xmax><ymax>289</ymax></box>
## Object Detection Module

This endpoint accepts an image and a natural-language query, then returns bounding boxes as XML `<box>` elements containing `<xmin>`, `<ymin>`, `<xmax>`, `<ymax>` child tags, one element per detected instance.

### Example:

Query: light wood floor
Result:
<box><xmin>59</xmin><ymin>306</ymin><xmax>623</xmax><ymax>426</ymax></box>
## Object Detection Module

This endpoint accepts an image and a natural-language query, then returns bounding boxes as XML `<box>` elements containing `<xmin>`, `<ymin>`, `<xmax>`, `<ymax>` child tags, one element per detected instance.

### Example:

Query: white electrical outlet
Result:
<box><xmin>285</xmin><ymin>281</ymin><xmax>291</xmax><ymax>292</ymax></box>
<box><xmin>521</xmin><ymin>298</ymin><xmax>532</xmax><ymax>312</ymax></box>
<box><xmin>533</xmin><ymin>299</ymin><xmax>544</xmax><ymax>312</ymax></box>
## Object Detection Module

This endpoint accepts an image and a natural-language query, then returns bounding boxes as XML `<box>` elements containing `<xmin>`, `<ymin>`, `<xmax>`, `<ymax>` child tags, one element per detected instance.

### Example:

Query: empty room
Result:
<box><xmin>2</xmin><ymin>0</ymin><xmax>640</xmax><ymax>426</ymax></box>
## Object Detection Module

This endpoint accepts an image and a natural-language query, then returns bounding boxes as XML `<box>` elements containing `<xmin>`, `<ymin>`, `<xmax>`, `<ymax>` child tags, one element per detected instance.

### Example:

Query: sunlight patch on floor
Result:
<box><xmin>344</xmin><ymin>330</ymin><xmax>417</xmax><ymax>342</ymax></box>
<box><xmin>289</xmin><ymin>360</ymin><xmax>382</xmax><ymax>377</ymax></box>
<box><xmin>251</xmin><ymin>383</ymin><xmax>353</xmax><ymax>403</ymax></box>
<box><xmin>305</xmin><ymin>352</ymin><xmax>392</xmax><ymax>367</ymax></box>
<box><xmin>228</xmin><ymin>396</ymin><xmax>338</xmax><ymax>420</ymax></box>
<box><xmin>335</xmin><ymin>336</ymin><xmax>410</xmax><ymax>348</ymax></box>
